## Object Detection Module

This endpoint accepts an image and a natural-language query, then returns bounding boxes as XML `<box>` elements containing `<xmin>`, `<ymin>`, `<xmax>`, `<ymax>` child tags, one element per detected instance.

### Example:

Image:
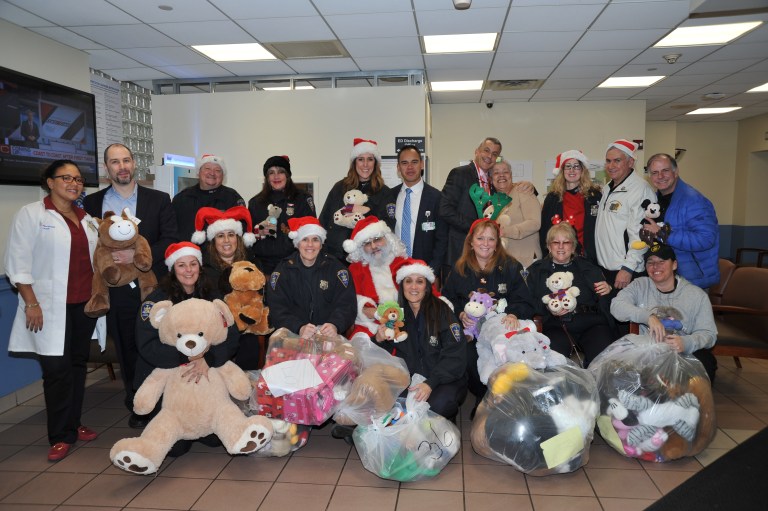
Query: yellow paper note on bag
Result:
<box><xmin>596</xmin><ymin>415</ymin><xmax>626</xmax><ymax>454</ymax></box>
<box><xmin>541</xmin><ymin>426</ymin><xmax>584</xmax><ymax>469</ymax></box>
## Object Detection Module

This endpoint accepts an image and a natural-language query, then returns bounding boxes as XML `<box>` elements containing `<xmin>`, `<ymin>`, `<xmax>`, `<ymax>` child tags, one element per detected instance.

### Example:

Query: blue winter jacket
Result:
<box><xmin>663</xmin><ymin>178</ymin><xmax>720</xmax><ymax>288</ymax></box>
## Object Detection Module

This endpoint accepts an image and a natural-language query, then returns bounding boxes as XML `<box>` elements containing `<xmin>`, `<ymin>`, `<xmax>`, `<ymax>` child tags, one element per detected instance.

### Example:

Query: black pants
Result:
<box><xmin>466</xmin><ymin>341</ymin><xmax>486</xmax><ymax>403</ymax></box>
<box><xmin>106</xmin><ymin>284</ymin><xmax>141</xmax><ymax>410</ymax></box>
<box><xmin>544</xmin><ymin>312</ymin><xmax>616</xmax><ymax>367</ymax></box>
<box><xmin>234</xmin><ymin>333</ymin><xmax>261</xmax><ymax>371</ymax></box>
<box><xmin>427</xmin><ymin>375</ymin><xmax>468</xmax><ymax>421</ymax></box>
<box><xmin>693</xmin><ymin>348</ymin><xmax>718</xmax><ymax>384</ymax></box>
<box><xmin>38</xmin><ymin>302</ymin><xmax>97</xmax><ymax>445</ymax></box>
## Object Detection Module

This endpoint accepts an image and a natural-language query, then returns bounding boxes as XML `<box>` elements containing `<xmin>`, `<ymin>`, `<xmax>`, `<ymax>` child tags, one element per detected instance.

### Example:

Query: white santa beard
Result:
<box><xmin>369</xmin><ymin>262</ymin><xmax>398</xmax><ymax>303</ymax></box>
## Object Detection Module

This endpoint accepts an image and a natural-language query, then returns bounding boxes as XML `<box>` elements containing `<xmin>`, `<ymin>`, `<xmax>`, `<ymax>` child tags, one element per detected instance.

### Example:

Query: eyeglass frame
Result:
<box><xmin>52</xmin><ymin>174</ymin><xmax>86</xmax><ymax>184</ymax></box>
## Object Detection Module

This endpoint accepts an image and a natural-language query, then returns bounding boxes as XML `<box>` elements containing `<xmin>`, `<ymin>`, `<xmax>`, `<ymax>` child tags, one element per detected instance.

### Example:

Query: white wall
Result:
<box><xmin>152</xmin><ymin>86</ymin><xmax>427</xmax><ymax>214</ymax></box>
<box><xmin>0</xmin><ymin>20</ymin><xmax>91</xmax><ymax>274</ymax></box>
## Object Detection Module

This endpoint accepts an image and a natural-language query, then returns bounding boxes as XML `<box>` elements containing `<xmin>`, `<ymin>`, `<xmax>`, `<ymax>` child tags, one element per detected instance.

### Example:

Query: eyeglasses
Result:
<box><xmin>363</xmin><ymin>236</ymin><xmax>385</xmax><ymax>248</ymax></box>
<box><xmin>53</xmin><ymin>175</ymin><xmax>85</xmax><ymax>184</ymax></box>
<box><xmin>549</xmin><ymin>240</ymin><xmax>574</xmax><ymax>247</ymax></box>
<box><xmin>562</xmin><ymin>164</ymin><xmax>582</xmax><ymax>170</ymax></box>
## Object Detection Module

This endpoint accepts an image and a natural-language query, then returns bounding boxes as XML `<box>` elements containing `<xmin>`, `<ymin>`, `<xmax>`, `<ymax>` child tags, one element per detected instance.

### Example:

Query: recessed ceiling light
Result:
<box><xmin>430</xmin><ymin>80</ymin><xmax>483</xmax><ymax>92</ymax></box>
<box><xmin>686</xmin><ymin>107</ymin><xmax>742</xmax><ymax>115</ymax></box>
<box><xmin>654</xmin><ymin>22</ymin><xmax>762</xmax><ymax>47</ymax></box>
<box><xmin>192</xmin><ymin>43</ymin><xmax>276</xmax><ymax>62</ymax></box>
<box><xmin>598</xmin><ymin>76</ymin><xmax>665</xmax><ymax>88</ymax></box>
<box><xmin>263</xmin><ymin>86</ymin><xmax>314</xmax><ymax>91</ymax></box>
<box><xmin>423</xmin><ymin>33</ymin><xmax>497</xmax><ymax>54</ymax></box>
<box><xmin>747</xmin><ymin>82</ymin><xmax>768</xmax><ymax>93</ymax></box>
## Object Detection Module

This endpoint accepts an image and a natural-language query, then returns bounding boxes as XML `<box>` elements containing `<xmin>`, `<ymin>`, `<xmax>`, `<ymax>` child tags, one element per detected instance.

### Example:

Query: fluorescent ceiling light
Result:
<box><xmin>430</xmin><ymin>80</ymin><xmax>483</xmax><ymax>92</ymax></box>
<box><xmin>598</xmin><ymin>76</ymin><xmax>665</xmax><ymax>88</ymax></box>
<box><xmin>192</xmin><ymin>43</ymin><xmax>276</xmax><ymax>62</ymax></box>
<box><xmin>263</xmin><ymin>86</ymin><xmax>314</xmax><ymax>91</ymax></box>
<box><xmin>423</xmin><ymin>33</ymin><xmax>497</xmax><ymax>53</ymax></box>
<box><xmin>654</xmin><ymin>22</ymin><xmax>762</xmax><ymax>47</ymax></box>
<box><xmin>747</xmin><ymin>82</ymin><xmax>768</xmax><ymax>93</ymax></box>
<box><xmin>686</xmin><ymin>107</ymin><xmax>741</xmax><ymax>115</ymax></box>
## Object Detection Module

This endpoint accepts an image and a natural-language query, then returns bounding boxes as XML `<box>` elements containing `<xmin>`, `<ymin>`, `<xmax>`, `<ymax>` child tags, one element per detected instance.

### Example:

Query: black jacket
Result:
<box><xmin>266</xmin><ymin>252</ymin><xmax>357</xmax><ymax>334</ymax></box>
<box><xmin>248</xmin><ymin>189</ymin><xmax>316</xmax><ymax>274</ymax></box>
<box><xmin>540</xmin><ymin>189</ymin><xmax>601</xmax><ymax>265</ymax></box>
<box><xmin>376</xmin><ymin>182</ymin><xmax>447</xmax><ymax>271</ymax></box>
<box><xmin>172</xmin><ymin>184</ymin><xmax>245</xmax><ymax>242</ymax></box>
<box><xmin>378</xmin><ymin>302</ymin><xmax>465</xmax><ymax>390</ymax></box>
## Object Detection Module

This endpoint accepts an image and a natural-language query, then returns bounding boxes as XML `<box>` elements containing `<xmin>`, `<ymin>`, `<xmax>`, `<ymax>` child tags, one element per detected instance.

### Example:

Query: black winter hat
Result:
<box><xmin>263</xmin><ymin>155</ymin><xmax>291</xmax><ymax>177</ymax></box>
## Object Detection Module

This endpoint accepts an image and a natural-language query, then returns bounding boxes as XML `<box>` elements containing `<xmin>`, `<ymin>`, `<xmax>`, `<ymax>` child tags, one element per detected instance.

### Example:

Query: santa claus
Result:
<box><xmin>343</xmin><ymin>216</ymin><xmax>409</xmax><ymax>336</ymax></box>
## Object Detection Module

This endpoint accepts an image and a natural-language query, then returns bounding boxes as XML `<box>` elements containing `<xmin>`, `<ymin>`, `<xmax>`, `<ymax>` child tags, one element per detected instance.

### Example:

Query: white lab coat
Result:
<box><xmin>4</xmin><ymin>201</ymin><xmax>106</xmax><ymax>356</ymax></box>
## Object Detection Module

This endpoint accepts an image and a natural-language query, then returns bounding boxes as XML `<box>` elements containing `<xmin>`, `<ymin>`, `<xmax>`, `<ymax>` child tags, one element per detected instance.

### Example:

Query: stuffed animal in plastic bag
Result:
<box><xmin>250</xmin><ymin>418</ymin><xmax>310</xmax><ymax>458</ymax></box>
<box><xmin>110</xmin><ymin>299</ymin><xmax>273</xmax><ymax>474</ymax></box>
<box><xmin>333</xmin><ymin>189</ymin><xmax>370</xmax><ymax>228</ymax></box>
<box><xmin>542</xmin><ymin>271</ymin><xmax>580</xmax><ymax>315</ymax></box>
<box><xmin>463</xmin><ymin>289</ymin><xmax>496</xmax><ymax>339</ymax></box>
<box><xmin>375</xmin><ymin>301</ymin><xmax>407</xmax><ymax>342</ymax></box>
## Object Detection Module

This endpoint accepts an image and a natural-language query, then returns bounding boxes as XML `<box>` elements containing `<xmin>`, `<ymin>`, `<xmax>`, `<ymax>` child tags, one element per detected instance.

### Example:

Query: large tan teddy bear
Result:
<box><xmin>224</xmin><ymin>260</ymin><xmax>273</xmax><ymax>335</ymax></box>
<box><xmin>85</xmin><ymin>208</ymin><xmax>157</xmax><ymax>318</ymax></box>
<box><xmin>110</xmin><ymin>298</ymin><xmax>273</xmax><ymax>474</ymax></box>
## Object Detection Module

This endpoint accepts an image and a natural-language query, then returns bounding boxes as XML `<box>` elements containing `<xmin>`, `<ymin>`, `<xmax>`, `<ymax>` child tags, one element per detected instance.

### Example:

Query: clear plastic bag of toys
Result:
<box><xmin>470</xmin><ymin>362</ymin><xmax>599</xmax><ymax>475</ymax></box>
<box><xmin>589</xmin><ymin>334</ymin><xmax>716</xmax><ymax>462</ymax></box>
<box><xmin>333</xmin><ymin>332</ymin><xmax>411</xmax><ymax>426</ymax></box>
<box><xmin>353</xmin><ymin>374</ymin><xmax>461</xmax><ymax>482</ymax></box>
<box><xmin>252</xmin><ymin>328</ymin><xmax>359</xmax><ymax>425</ymax></box>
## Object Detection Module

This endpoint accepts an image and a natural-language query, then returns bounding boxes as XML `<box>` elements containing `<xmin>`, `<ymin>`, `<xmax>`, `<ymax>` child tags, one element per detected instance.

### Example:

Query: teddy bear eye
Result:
<box><xmin>198</xmin><ymin>332</ymin><xmax>204</xmax><ymax>337</ymax></box>
<box><xmin>177</xmin><ymin>333</ymin><xmax>182</xmax><ymax>338</ymax></box>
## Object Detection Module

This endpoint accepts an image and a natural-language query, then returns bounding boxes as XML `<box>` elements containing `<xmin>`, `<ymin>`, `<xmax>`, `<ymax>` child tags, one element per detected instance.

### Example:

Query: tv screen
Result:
<box><xmin>0</xmin><ymin>66</ymin><xmax>99</xmax><ymax>187</ymax></box>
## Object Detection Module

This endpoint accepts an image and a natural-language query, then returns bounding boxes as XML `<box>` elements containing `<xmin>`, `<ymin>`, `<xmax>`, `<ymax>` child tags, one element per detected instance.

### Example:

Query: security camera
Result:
<box><xmin>453</xmin><ymin>0</ymin><xmax>472</xmax><ymax>9</ymax></box>
<box><xmin>486</xmin><ymin>101</ymin><xmax>494</xmax><ymax>109</ymax></box>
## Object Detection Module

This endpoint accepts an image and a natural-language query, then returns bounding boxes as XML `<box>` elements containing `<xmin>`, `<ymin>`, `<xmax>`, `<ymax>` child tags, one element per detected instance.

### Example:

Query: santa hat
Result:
<box><xmin>343</xmin><ymin>215</ymin><xmax>390</xmax><ymax>254</ymax></box>
<box><xmin>395</xmin><ymin>258</ymin><xmax>436</xmax><ymax>284</ymax></box>
<box><xmin>287</xmin><ymin>216</ymin><xmax>327</xmax><ymax>247</ymax></box>
<box><xmin>199</xmin><ymin>153</ymin><xmax>226</xmax><ymax>174</ymax></box>
<box><xmin>606</xmin><ymin>139</ymin><xmax>638</xmax><ymax>160</ymax></box>
<box><xmin>165</xmin><ymin>241</ymin><xmax>202</xmax><ymax>270</ymax></box>
<box><xmin>553</xmin><ymin>150</ymin><xmax>589</xmax><ymax>175</ymax></box>
<box><xmin>350</xmin><ymin>138</ymin><xmax>381</xmax><ymax>163</ymax></box>
<box><xmin>191</xmin><ymin>206</ymin><xmax>256</xmax><ymax>247</ymax></box>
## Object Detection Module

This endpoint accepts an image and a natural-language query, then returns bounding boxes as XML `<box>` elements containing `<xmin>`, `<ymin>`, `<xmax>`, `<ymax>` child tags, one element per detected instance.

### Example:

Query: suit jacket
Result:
<box><xmin>377</xmin><ymin>181</ymin><xmax>447</xmax><ymax>271</ymax></box>
<box><xmin>439</xmin><ymin>162</ymin><xmax>487</xmax><ymax>269</ymax></box>
<box><xmin>84</xmin><ymin>184</ymin><xmax>178</xmax><ymax>279</ymax></box>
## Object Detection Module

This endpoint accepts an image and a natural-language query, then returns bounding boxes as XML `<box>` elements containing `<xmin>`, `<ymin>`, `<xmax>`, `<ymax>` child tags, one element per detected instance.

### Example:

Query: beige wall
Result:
<box><xmin>0</xmin><ymin>20</ymin><xmax>91</xmax><ymax>274</ymax></box>
<box><xmin>734</xmin><ymin>112</ymin><xmax>768</xmax><ymax>226</ymax></box>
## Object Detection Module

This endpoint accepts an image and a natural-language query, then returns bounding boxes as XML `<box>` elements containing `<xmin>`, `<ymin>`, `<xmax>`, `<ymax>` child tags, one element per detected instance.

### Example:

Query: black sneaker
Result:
<box><xmin>330</xmin><ymin>424</ymin><xmax>355</xmax><ymax>441</ymax></box>
<box><xmin>128</xmin><ymin>413</ymin><xmax>149</xmax><ymax>429</ymax></box>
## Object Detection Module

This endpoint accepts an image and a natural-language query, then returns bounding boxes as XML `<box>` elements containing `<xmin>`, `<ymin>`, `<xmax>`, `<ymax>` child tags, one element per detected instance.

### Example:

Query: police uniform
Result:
<box><xmin>172</xmin><ymin>184</ymin><xmax>245</xmax><ymax>242</ymax></box>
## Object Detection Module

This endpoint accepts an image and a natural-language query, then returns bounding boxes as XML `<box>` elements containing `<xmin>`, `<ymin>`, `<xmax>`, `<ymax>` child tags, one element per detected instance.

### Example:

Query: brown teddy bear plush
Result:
<box><xmin>224</xmin><ymin>260</ymin><xmax>273</xmax><ymax>335</ymax></box>
<box><xmin>85</xmin><ymin>208</ymin><xmax>157</xmax><ymax>317</ymax></box>
<box><xmin>334</xmin><ymin>363</ymin><xmax>410</xmax><ymax>426</ymax></box>
<box><xmin>659</xmin><ymin>375</ymin><xmax>716</xmax><ymax>460</ymax></box>
<box><xmin>110</xmin><ymin>298</ymin><xmax>273</xmax><ymax>474</ymax></box>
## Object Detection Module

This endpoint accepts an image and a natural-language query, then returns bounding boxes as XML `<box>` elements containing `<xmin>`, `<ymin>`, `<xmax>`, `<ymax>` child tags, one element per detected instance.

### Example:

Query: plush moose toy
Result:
<box><xmin>469</xmin><ymin>183</ymin><xmax>511</xmax><ymax>221</ymax></box>
<box><xmin>542</xmin><ymin>271</ymin><xmax>580</xmax><ymax>315</ymax></box>
<box><xmin>85</xmin><ymin>208</ymin><xmax>157</xmax><ymax>318</ymax></box>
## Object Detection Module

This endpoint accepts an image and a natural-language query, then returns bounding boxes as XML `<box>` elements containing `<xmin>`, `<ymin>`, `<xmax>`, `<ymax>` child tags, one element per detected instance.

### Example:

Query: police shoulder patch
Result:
<box><xmin>270</xmin><ymin>272</ymin><xmax>280</xmax><ymax>290</ymax></box>
<box><xmin>386</xmin><ymin>202</ymin><xmax>396</xmax><ymax>218</ymax></box>
<box><xmin>337</xmin><ymin>269</ymin><xmax>350</xmax><ymax>288</ymax></box>
<box><xmin>140</xmin><ymin>301</ymin><xmax>155</xmax><ymax>322</ymax></box>
<box><xmin>450</xmin><ymin>323</ymin><xmax>462</xmax><ymax>342</ymax></box>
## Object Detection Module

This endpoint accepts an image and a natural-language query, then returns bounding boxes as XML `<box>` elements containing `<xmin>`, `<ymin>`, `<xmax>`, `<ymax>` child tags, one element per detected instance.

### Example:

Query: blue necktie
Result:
<box><xmin>401</xmin><ymin>188</ymin><xmax>412</xmax><ymax>257</ymax></box>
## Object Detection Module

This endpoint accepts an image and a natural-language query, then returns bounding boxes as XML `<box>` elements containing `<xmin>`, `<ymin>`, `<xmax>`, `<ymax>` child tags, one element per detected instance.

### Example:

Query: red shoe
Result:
<box><xmin>77</xmin><ymin>426</ymin><xmax>98</xmax><ymax>442</ymax></box>
<box><xmin>48</xmin><ymin>442</ymin><xmax>71</xmax><ymax>461</ymax></box>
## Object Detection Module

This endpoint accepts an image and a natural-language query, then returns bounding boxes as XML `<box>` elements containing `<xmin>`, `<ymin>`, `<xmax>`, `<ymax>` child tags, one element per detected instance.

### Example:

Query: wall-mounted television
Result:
<box><xmin>0</xmin><ymin>66</ymin><xmax>99</xmax><ymax>187</ymax></box>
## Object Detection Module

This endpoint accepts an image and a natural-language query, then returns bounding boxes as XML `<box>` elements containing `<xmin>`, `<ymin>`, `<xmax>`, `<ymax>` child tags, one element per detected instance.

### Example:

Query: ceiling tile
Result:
<box><xmin>658</xmin><ymin>73</ymin><xmax>727</xmax><ymax>87</ymax></box>
<box><xmin>12</xmin><ymin>0</ymin><xmax>138</xmax><ymax>26</ymax></box>
<box><xmin>100</xmin><ymin>67</ymin><xmax>173</xmax><ymax>81</ymax></box>
<box><xmin>151</xmin><ymin>21</ymin><xmax>254</xmax><ymax>45</ymax></box>
<box><xmin>677</xmin><ymin>58</ymin><xmax>762</xmax><ymax>75</ymax></box>
<box><xmin>632</xmin><ymin>85</ymin><xmax>703</xmax><ymax>98</ymax></box>
<box><xmin>630</xmin><ymin>46</ymin><xmax>717</xmax><ymax>66</ymax></box>
<box><xmin>416</xmin><ymin>7</ymin><xmax>508</xmax><ymax>35</ymax></box>
<box><xmin>703</xmin><ymin>42</ymin><xmax>768</xmax><ymax>61</ymax></box>
<box><xmin>215</xmin><ymin>60</ymin><xmax>298</xmax><ymax>76</ymax></box>
<box><xmin>581</xmin><ymin>88</ymin><xmax>640</xmax><ymax>99</ymax></box>
<box><xmin>286</xmin><ymin>57</ymin><xmax>360</xmax><ymax>74</ymax></box>
<box><xmin>156</xmin><ymin>63</ymin><xmax>235</xmax><ymax>79</ymax></box>
<box><xmin>74</xmin><ymin>24</ymin><xmax>181</xmax><ymax>48</ymax></box>
<box><xmin>120</xmin><ymin>46</ymin><xmax>211</xmax><ymax>67</ymax></box>
<box><xmin>425</xmin><ymin>52</ymin><xmax>494</xmax><ymax>71</ymax></box>
<box><xmin>488</xmin><ymin>66</ymin><xmax>555</xmax><ymax>80</ymax></box>
<box><xmin>550</xmin><ymin>64</ymin><xmax>619</xmax><ymax>78</ymax></box>
<box><xmin>482</xmin><ymin>89</ymin><xmax>537</xmax><ymax>100</ymax></box>
<box><xmin>561</xmin><ymin>49</ymin><xmax>642</xmax><ymax>66</ymax></box>
<box><xmin>427</xmin><ymin>68</ymin><xmax>490</xmax><ymax>82</ymax></box>
<box><xmin>513</xmin><ymin>0</ymin><xmax>607</xmax><ymax>5</ymax></box>
<box><xmin>342</xmin><ymin>37</ymin><xmax>421</xmax><ymax>58</ymax></box>
<box><xmin>0</xmin><ymin>0</ymin><xmax>53</xmax><ymax>26</ymax></box>
<box><xmin>210</xmin><ymin>0</ymin><xmax>319</xmax><ymax>19</ymax></box>
<box><xmin>325</xmin><ymin>12</ymin><xmax>416</xmax><ymax>38</ymax></box>
<box><xmin>108</xmin><ymin>0</ymin><xmax>227</xmax><ymax>23</ymax></box>
<box><xmin>239</xmin><ymin>16</ymin><xmax>335</xmax><ymax>43</ymax></box>
<box><xmin>497</xmin><ymin>30</ymin><xmax>583</xmax><ymax>52</ymax></box>
<box><xmin>539</xmin><ymin>77</ymin><xmax>602</xmax><ymax>90</ymax></box>
<box><xmin>618</xmin><ymin>64</ymin><xmax>689</xmax><ymax>76</ymax></box>
<box><xmin>505</xmin><ymin>4</ymin><xmax>604</xmax><ymax>32</ymax></box>
<box><xmin>29</xmin><ymin>26</ymin><xmax>104</xmax><ymax>50</ymax></box>
<box><xmin>531</xmin><ymin>89</ymin><xmax>591</xmax><ymax>100</ymax></box>
<box><xmin>493</xmin><ymin>51</ymin><xmax>564</xmax><ymax>68</ymax></box>
<box><xmin>354</xmin><ymin>56</ymin><xmax>424</xmax><ymax>71</ymax></box>
<box><xmin>575</xmin><ymin>29</ymin><xmax>668</xmax><ymax>51</ymax></box>
<box><xmin>316</xmin><ymin>0</ymin><xmax>413</xmax><ymax>15</ymax></box>
<box><xmin>591</xmin><ymin>0</ymin><xmax>689</xmax><ymax>30</ymax></box>
<box><xmin>86</xmin><ymin>49</ymin><xmax>144</xmax><ymax>69</ymax></box>
<box><xmin>414</xmin><ymin>0</ymin><xmax>511</xmax><ymax>9</ymax></box>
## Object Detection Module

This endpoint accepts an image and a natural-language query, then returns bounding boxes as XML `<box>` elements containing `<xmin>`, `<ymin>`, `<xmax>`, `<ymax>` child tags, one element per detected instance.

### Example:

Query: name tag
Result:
<box><xmin>422</xmin><ymin>221</ymin><xmax>435</xmax><ymax>232</ymax></box>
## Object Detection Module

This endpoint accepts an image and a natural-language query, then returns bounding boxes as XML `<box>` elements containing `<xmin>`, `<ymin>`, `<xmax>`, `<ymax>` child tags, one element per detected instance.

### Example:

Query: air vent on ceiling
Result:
<box><xmin>263</xmin><ymin>40</ymin><xmax>349</xmax><ymax>60</ymax></box>
<box><xmin>487</xmin><ymin>79</ymin><xmax>545</xmax><ymax>91</ymax></box>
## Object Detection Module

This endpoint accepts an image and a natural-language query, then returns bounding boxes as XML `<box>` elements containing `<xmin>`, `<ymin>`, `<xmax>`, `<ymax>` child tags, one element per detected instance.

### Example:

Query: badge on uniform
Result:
<box><xmin>319</xmin><ymin>279</ymin><xmax>328</xmax><ymax>290</ymax></box>
<box><xmin>421</xmin><ymin>221</ymin><xmax>435</xmax><ymax>232</ymax></box>
<box><xmin>429</xmin><ymin>335</ymin><xmax>438</xmax><ymax>347</ymax></box>
<box><xmin>450</xmin><ymin>323</ymin><xmax>462</xmax><ymax>342</ymax></box>
<box><xmin>498</xmin><ymin>283</ymin><xmax>507</xmax><ymax>294</ymax></box>
<box><xmin>609</xmin><ymin>200</ymin><xmax>622</xmax><ymax>212</ymax></box>
<box><xmin>386</xmin><ymin>202</ymin><xmax>396</xmax><ymax>219</ymax></box>
<box><xmin>270</xmin><ymin>272</ymin><xmax>280</xmax><ymax>290</ymax></box>
<box><xmin>590</xmin><ymin>204</ymin><xmax>599</xmax><ymax>216</ymax></box>
<box><xmin>307</xmin><ymin>196</ymin><xmax>315</xmax><ymax>212</ymax></box>
<box><xmin>140</xmin><ymin>301</ymin><xmax>154</xmax><ymax>321</ymax></box>
<box><xmin>337</xmin><ymin>269</ymin><xmax>350</xmax><ymax>288</ymax></box>
<box><xmin>286</xmin><ymin>203</ymin><xmax>295</xmax><ymax>216</ymax></box>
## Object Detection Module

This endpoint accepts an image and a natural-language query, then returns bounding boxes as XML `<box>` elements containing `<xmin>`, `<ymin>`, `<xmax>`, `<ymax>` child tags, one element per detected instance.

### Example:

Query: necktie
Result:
<box><xmin>401</xmin><ymin>188</ymin><xmax>412</xmax><ymax>257</ymax></box>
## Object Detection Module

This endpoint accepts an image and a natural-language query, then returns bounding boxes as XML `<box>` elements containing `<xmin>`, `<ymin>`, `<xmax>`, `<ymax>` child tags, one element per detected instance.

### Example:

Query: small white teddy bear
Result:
<box><xmin>542</xmin><ymin>271</ymin><xmax>580</xmax><ymax>315</ymax></box>
<box><xmin>333</xmin><ymin>189</ymin><xmax>370</xmax><ymax>229</ymax></box>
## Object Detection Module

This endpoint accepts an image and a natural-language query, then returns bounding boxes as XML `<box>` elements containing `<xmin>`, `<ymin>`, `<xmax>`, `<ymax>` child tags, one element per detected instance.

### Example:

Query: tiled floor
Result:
<box><xmin>0</xmin><ymin>356</ymin><xmax>766</xmax><ymax>511</ymax></box>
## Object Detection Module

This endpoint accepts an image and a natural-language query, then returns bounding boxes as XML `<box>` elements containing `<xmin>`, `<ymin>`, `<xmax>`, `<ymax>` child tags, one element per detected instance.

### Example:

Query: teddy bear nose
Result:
<box><xmin>185</xmin><ymin>340</ymin><xmax>197</xmax><ymax>349</ymax></box>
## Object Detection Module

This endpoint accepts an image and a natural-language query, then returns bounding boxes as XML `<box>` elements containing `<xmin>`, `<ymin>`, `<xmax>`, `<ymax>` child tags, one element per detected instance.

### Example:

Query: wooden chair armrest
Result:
<box><xmin>532</xmin><ymin>315</ymin><xmax>543</xmax><ymax>333</ymax></box>
<box><xmin>629</xmin><ymin>322</ymin><xmax>640</xmax><ymax>335</ymax></box>
<box><xmin>711</xmin><ymin>304</ymin><xmax>768</xmax><ymax>316</ymax></box>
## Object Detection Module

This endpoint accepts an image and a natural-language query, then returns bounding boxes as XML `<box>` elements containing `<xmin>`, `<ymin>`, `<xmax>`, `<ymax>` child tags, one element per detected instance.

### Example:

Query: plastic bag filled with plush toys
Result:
<box><xmin>353</xmin><ymin>374</ymin><xmax>460</xmax><ymax>482</ymax></box>
<box><xmin>589</xmin><ymin>334</ymin><xmax>716</xmax><ymax>462</ymax></box>
<box><xmin>471</xmin><ymin>361</ymin><xmax>600</xmax><ymax>475</ymax></box>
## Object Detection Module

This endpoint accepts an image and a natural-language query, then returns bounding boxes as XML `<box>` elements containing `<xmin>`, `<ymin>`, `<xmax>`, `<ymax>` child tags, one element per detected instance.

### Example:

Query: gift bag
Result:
<box><xmin>470</xmin><ymin>362</ymin><xmax>599</xmax><ymax>475</ymax></box>
<box><xmin>353</xmin><ymin>375</ymin><xmax>460</xmax><ymax>482</ymax></box>
<box><xmin>333</xmin><ymin>332</ymin><xmax>410</xmax><ymax>426</ymax></box>
<box><xmin>589</xmin><ymin>334</ymin><xmax>716</xmax><ymax>462</ymax></box>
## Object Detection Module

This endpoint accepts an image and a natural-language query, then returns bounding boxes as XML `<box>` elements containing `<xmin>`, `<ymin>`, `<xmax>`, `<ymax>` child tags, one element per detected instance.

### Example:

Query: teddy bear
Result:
<box><xmin>463</xmin><ymin>289</ymin><xmax>497</xmax><ymax>339</ymax></box>
<box><xmin>224</xmin><ymin>260</ymin><xmax>273</xmax><ymax>335</ymax></box>
<box><xmin>375</xmin><ymin>300</ymin><xmax>407</xmax><ymax>342</ymax></box>
<box><xmin>255</xmin><ymin>203</ymin><xmax>282</xmax><ymax>239</ymax></box>
<box><xmin>251</xmin><ymin>418</ymin><xmax>310</xmax><ymax>457</ymax></box>
<box><xmin>333</xmin><ymin>189</ymin><xmax>370</xmax><ymax>229</ymax></box>
<box><xmin>334</xmin><ymin>363</ymin><xmax>411</xmax><ymax>426</ymax></box>
<box><xmin>110</xmin><ymin>298</ymin><xmax>273</xmax><ymax>474</ymax></box>
<box><xmin>630</xmin><ymin>199</ymin><xmax>672</xmax><ymax>250</ymax></box>
<box><xmin>85</xmin><ymin>208</ymin><xmax>157</xmax><ymax>318</ymax></box>
<box><xmin>542</xmin><ymin>271</ymin><xmax>580</xmax><ymax>315</ymax></box>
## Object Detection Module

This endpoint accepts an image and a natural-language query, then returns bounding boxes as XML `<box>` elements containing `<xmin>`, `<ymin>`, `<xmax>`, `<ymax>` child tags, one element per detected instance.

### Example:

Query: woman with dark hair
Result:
<box><xmin>441</xmin><ymin>218</ymin><xmax>534</xmax><ymax>415</ymax></box>
<box><xmin>373</xmin><ymin>260</ymin><xmax>467</xmax><ymax>421</ymax></box>
<box><xmin>248</xmin><ymin>155</ymin><xmax>315</xmax><ymax>274</ymax></box>
<box><xmin>540</xmin><ymin>150</ymin><xmax>602</xmax><ymax>264</ymax></box>
<box><xmin>134</xmin><ymin>242</ymin><xmax>240</xmax><ymax>456</ymax></box>
<box><xmin>527</xmin><ymin>222</ymin><xmax>615</xmax><ymax>367</ymax></box>
<box><xmin>319</xmin><ymin>138</ymin><xmax>390</xmax><ymax>263</ymax></box>
<box><xmin>4</xmin><ymin>159</ymin><xmax>104</xmax><ymax>461</ymax></box>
